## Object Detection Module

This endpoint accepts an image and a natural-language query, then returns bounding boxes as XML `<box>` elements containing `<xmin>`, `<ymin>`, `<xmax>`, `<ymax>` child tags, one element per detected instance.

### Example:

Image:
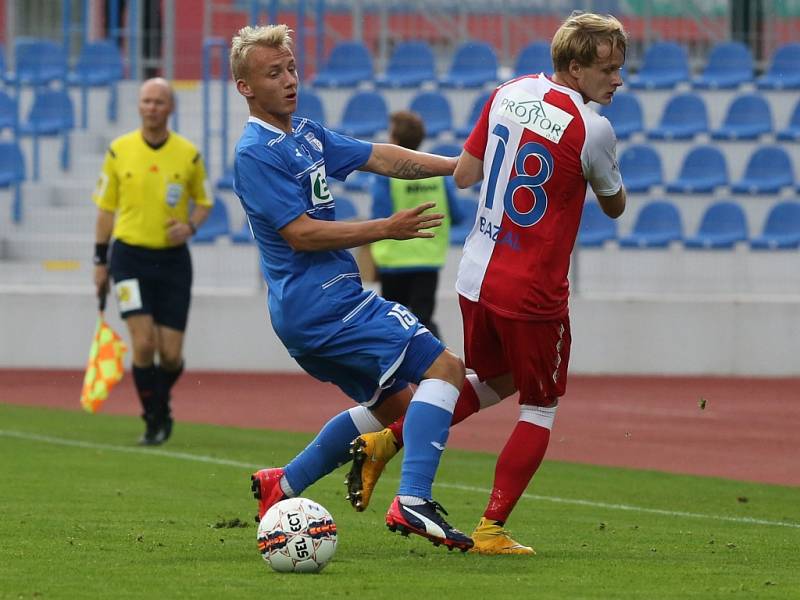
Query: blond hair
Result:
<box><xmin>229</xmin><ymin>24</ymin><xmax>293</xmax><ymax>80</ymax></box>
<box><xmin>551</xmin><ymin>11</ymin><xmax>627</xmax><ymax>73</ymax></box>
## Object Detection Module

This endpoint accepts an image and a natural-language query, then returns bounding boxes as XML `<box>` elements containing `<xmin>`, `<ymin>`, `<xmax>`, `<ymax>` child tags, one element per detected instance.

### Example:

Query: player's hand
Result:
<box><xmin>385</xmin><ymin>202</ymin><xmax>445</xmax><ymax>240</ymax></box>
<box><xmin>166</xmin><ymin>218</ymin><xmax>192</xmax><ymax>244</ymax></box>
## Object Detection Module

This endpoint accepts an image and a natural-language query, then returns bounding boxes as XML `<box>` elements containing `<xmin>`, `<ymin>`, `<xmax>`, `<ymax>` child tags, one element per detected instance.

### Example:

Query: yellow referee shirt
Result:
<box><xmin>92</xmin><ymin>130</ymin><xmax>213</xmax><ymax>249</ymax></box>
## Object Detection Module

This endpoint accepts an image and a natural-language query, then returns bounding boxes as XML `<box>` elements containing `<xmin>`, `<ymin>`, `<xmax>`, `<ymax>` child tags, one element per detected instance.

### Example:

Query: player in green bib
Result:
<box><xmin>370</xmin><ymin>111</ymin><xmax>467</xmax><ymax>338</ymax></box>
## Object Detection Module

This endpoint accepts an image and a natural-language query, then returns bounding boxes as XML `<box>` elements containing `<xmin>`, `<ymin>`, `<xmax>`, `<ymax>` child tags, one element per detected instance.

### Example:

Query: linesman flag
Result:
<box><xmin>80</xmin><ymin>292</ymin><xmax>127</xmax><ymax>413</ymax></box>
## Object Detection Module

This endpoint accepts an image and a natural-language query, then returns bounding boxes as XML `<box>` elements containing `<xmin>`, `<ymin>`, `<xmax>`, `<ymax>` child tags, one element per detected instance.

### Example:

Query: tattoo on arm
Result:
<box><xmin>391</xmin><ymin>159</ymin><xmax>431</xmax><ymax>179</ymax></box>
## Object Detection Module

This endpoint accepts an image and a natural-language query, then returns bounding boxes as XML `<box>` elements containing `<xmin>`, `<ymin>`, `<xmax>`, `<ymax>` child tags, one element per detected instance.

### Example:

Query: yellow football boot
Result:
<box><xmin>469</xmin><ymin>517</ymin><xmax>536</xmax><ymax>555</ymax></box>
<box><xmin>345</xmin><ymin>428</ymin><xmax>399</xmax><ymax>511</ymax></box>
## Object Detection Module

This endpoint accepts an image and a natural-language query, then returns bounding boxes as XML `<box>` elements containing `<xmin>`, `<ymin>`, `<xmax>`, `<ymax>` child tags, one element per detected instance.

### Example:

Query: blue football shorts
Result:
<box><xmin>294</xmin><ymin>296</ymin><xmax>445</xmax><ymax>406</ymax></box>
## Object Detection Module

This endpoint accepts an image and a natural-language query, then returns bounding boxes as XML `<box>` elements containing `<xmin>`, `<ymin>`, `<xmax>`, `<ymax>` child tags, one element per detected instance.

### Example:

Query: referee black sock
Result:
<box><xmin>156</xmin><ymin>361</ymin><xmax>184</xmax><ymax>419</ymax></box>
<box><xmin>132</xmin><ymin>364</ymin><xmax>158</xmax><ymax>422</ymax></box>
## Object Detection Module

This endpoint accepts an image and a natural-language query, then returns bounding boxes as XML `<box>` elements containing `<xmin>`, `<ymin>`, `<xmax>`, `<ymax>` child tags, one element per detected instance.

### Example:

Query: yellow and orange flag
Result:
<box><xmin>80</xmin><ymin>307</ymin><xmax>127</xmax><ymax>414</ymax></box>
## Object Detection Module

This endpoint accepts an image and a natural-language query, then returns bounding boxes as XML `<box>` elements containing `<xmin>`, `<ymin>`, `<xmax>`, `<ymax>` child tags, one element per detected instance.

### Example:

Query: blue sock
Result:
<box><xmin>398</xmin><ymin>379</ymin><xmax>459</xmax><ymax>499</ymax></box>
<box><xmin>283</xmin><ymin>409</ymin><xmax>361</xmax><ymax>495</ymax></box>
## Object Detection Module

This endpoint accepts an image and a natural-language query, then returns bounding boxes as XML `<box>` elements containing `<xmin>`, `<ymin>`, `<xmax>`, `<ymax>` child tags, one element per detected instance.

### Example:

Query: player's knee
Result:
<box><xmin>438</xmin><ymin>349</ymin><xmax>466</xmax><ymax>389</ymax></box>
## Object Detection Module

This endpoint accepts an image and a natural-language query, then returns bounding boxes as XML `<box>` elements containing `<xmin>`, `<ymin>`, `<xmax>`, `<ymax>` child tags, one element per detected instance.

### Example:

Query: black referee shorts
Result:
<box><xmin>109</xmin><ymin>240</ymin><xmax>193</xmax><ymax>331</ymax></box>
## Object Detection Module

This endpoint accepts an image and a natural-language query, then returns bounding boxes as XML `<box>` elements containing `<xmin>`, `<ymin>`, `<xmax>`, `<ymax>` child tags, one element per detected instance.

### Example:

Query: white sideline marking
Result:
<box><xmin>2</xmin><ymin>428</ymin><xmax>799</xmax><ymax>530</ymax></box>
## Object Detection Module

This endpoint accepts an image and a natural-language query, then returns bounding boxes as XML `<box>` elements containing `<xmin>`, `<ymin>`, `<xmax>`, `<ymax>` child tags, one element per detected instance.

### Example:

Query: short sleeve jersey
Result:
<box><xmin>233</xmin><ymin>116</ymin><xmax>373</xmax><ymax>356</ymax></box>
<box><xmin>92</xmin><ymin>130</ymin><xmax>212</xmax><ymax>249</ymax></box>
<box><xmin>458</xmin><ymin>74</ymin><xmax>622</xmax><ymax>320</ymax></box>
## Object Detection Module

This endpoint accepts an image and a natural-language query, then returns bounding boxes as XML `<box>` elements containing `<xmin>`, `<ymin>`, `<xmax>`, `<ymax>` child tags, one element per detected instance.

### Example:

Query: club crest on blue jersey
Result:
<box><xmin>305</xmin><ymin>132</ymin><xmax>323</xmax><ymax>153</ymax></box>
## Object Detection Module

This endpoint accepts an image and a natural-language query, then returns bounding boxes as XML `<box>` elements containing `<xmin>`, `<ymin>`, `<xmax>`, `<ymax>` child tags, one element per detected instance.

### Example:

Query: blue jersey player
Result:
<box><xmin>229</xmin><ymin>24</ymin><xmax>473</xmax><ymax>551</ymax></box>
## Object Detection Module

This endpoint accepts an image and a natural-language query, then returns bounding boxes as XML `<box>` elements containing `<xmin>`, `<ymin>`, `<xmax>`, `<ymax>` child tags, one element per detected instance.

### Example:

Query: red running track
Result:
<box><xmin>1</xmin><ymin>370</ymin><xmax>798</xmax><ymax>487</ymax></box>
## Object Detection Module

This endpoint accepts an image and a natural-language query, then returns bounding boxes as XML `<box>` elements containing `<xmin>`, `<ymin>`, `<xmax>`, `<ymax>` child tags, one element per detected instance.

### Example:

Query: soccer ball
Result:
<box><xmin>257</xmin><ymin>497</ymin><xmax>338</xmax><ymax>573</ymax></box>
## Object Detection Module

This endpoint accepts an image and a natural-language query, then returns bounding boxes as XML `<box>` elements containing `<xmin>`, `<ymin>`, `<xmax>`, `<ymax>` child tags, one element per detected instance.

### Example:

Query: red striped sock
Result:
<box><xmin>483</xmin><ymin>421</ymin><xmax>550</xmax><ymax>523</ymax></box>
<box><xmin>387</xmin><ymin>378</ymin><xmax>481</xmax><ymax>448</ymax></box>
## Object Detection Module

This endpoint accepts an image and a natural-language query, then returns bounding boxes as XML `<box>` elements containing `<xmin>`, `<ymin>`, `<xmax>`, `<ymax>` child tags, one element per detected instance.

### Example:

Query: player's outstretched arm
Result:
<box><xmin>453</xmin><ymin>149</ymin><xmax>483</xmax><ymax>189</ymax></box>
<box><xmin>279</xmin><ymin>203</ymin><xmax>444</xmax><ymax>252</ymax></box>
<box><xmin>596</xmin><ymin>185</ymin><xmax>626</xmax><ymax>219</ymax></box>
<box><xmin>361</xmin><ymin>143</ymin><xmax>457</xmax><ymax>179</ymax></box>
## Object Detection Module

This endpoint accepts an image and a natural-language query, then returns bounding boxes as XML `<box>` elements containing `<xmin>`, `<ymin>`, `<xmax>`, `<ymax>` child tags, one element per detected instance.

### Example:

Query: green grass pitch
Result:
<box><xmin>1</xmin><ymin>404</ymin><xmax>799</xmax><ymax>599</ymax></box>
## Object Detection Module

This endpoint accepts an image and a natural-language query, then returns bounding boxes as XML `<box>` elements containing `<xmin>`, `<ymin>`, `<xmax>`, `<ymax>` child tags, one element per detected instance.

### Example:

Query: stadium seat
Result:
<box><xmin>449</xmin><ymin>196</ymin><xmax>478</xmax><ymax>246</ymax></box>
<box><xmin>756</xmin><ymin>43</ymin><xmax>800</xmax><ymax>90</ymax></box>
<box><xmin>5</xmin><ymin>38</ymin><xmax>68</xmax><ymax>86</ymax></box>
<box><xmin>684</xmin><ymin>201</ymin><xmax>748</xmax><ymax>249</ymax></box>
<box><xmin>598</xmin><ymin>92</ymin><xmax>643</xmax><ymax>140</ymax></box>
<box><xmin>0</xmin><ymin>90</ymin><xmax>18</xmax><ymax>133</ymax></box>
<box><xmin>343</xmin><ymin>170</ymin><xmax>374</xmax><ymax>192</ymax></box>
<box><xmin>711</xmin><ymin>94</ymin><xmax>772</xmax><ymax>140</ymax></box>
<box><xmin>666</xmin><ymin>145</ymin><xmax>728</xmax><ymax>194</ymax></box>
<box><xmin>336</xmin><ymin>195</ymin><xmax>359</xmax><ymax>221</ymax></box>
<box><xmin>692</xmin><ymin>41</ymin><xmax>754</xmax><ymax>89</ymax></box>
<box><xmin>376</xmin><ymin>41</ymin><xmax>436</xmax><ymax>88</ymax></box>
<box><xmin>335</xmin><ymin>91</ymin><xmax>388</xmax><ymax>138</ymax></box>
<box><xmin>647</xmin><ymin>93</ymin><xmax>708</xmax><ymax>140</ymax></box>
<box><xmin>776</xmin><ymin>98</ymin><xmax>800</xmax><ymax>141</ymax></box>
<box><xmin>216</xmin><ymin>166</ymin><xmax>234</xmax><ymax>190</ymax></box>
<box><xmin>67</xmin><ymin>40</ymin><xmax>124</xmax><ymax>128</ymax></box>
<box><xmin>231</xmin><ymin>218</ymin><xmax>254</xmax><ymax>244</ymax></box>
<box><xmin>192</xmin><ymin>198</ymin><xmax>230</xmax><ymax>243</ymax></box>
<box><xmin>629</xmin><ymin>42</ymin><xmax>689</xmax><ymax>89</ymax></box>
<box><xmin>731</xmin><ymin>146</ymin><xmax>794</xmax><ymax>195</ymax></box>
<box><xmin>429</xmin><ymin>142</ymin><xmax>462</xmax><ymax>158</ymax></box>
<box><xmin>440</xmin><ymin>41</ymin><xmax>498</xmax><ymax>88</ymax></box>
<box><xmin>578</xmin><ymin>200</ymin><xmax>617</xmax><ymax>247</ymax></box>
<box><xmin>455</xmin><ymin>91</ymin><xmax>491</xmax><ymax>138</ymax></box>
<box><xmin>18</xmin><ymin>89</ymin><xmax>75</xmax><ymax>181</ymax></box>
<box><xmin>618</xmin><ymin>200</ymin><xmax>683</xmax><ymax>248</ymax></box>
<box><xmin>618</xmin><ymin>144</ymin><xmax>663</xmax><ymax>193</ymax></box>
<box><xmin>750</xmin><ymin>201</ymin><xmax>800</xmax><ymax>249</ymax></box>
<box><xmin>312</xmin><ymin>41</ymin><xmax>373</xmax><ymax>88</ymax></box>
<box><xmin>409</xmin><ymin>91</ymin><xmax>453</xmax><ymax>137</ymax></box>
<box><xmin>0</xmin><ymin>140</ymin><xmax>26</xmax><ymax>222</ymax></box>
<box><xmin>295</xmin><ymin>89</ymin><xmax>326</xmax><ymax>124</ymax></box>
<box><xmin>513</xmin><ymin>41</ymin><xmax>552</xmax><ymax>77</ymax></box>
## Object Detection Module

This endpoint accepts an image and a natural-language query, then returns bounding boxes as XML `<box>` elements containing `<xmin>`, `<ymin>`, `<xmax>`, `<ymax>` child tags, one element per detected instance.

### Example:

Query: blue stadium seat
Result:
<box><xmin>756</xmin><ymin>43</ymin><xmax>800</xmax><ymax>90</ymax></box>
<box><xmin>440</xmin><ymin>41</ymin><xmax>498</xmax><ymax>88</ymax></box>
<box><xmin>692</xmin><ymin>41</ymin><xmax>754</xmax><ymax>89</ymax></box>
<box><xmin>336</xmin><ymin>91</ymin><xmax>388</xmax><ymax>138</ymax></box>
<box><xmin>0</xmin><ymin>90</ymin><xmax>18</xmax><ymax>133</ymax></box>
<box><xmin>18</xmin><ymin>89</ymin><xmax>75</xmax><ymax>181</ymax></box>
<box><xmin>231</xmin><ymin>218</ymin><xmax>254</xmax><ymax>244</ymax></box>
<box><xmin>5</xmin><ymin>38</ymin><xmax>68</xmax><ymax>86</ymax></box>
<box><xmin>513</xmin><ymin>41</ymin><xmax>552</xmax><ymax>77</ymax></box>
<box><xmin>449</xmin><ymin>196</ymin><xmax>478</xmax><ymax>245</ymax></box>
<box><xmin>629</xmin><ymin>42</ymin><xmax>689</xmax><ymax>89</ymax></box>
<box><xmin>731</xmin><ymin>146</ymin><xmax>794</xmax><ymax>195</ymax></box>
<box><xmin>666</xmin><ymin>145</ymin><xmax>728</xmax><ymax>194</ymax></box>
<box><xmin>312</xmin><ymin>41</ymin><xmax>373</xmax><ymax>88</ymax></box>
<box><xmin>647</xmin><ymin>93</ymin><xmax>708</xmax><ymax>140</ymax></box>
<box><xmin>409</xmin><ymin>91</ymin><xmax>453</xmax><ymax>137</ymax></box>
<box><xmin>711</xmin><ymin>94</ymin><xmax>772</xmax><ymax>140</ymax></box>
<box><xmin>429</xmin><ymin>142</ymin><xmax>462</xmax><ymax>158</ymax></box>
<box><xmin>776</xmin><ymin>98</ymin><xmax>800</xmax><ymax>141</ymax></box>
<box><xmin>192</xmin><ymin>198</ymin><xmax>230</xmax><ymax>243</ymax></box>
<box><xmin>455</xmin><ymin>92</ymin><xmax>491</xmax><ymax>138</ymax></box>
<box><xmin>376</xmin><ymin>41</ymin><xmax>436</xmax><ymax>88</ymax></box>
<box><xmin>67</xmin><ymin>40</ymin><xmax>124</xmax><ymax>128</ymax></box>
<box><xmin>618</xmin><ymin>200</ymin><xmax>683</xmax><ymax>248</ymax></box>
<box><xmin>750</xmin><ymin>201</ymin><xmax>800</xmax><ymax>250</ymax></box>
<box><xmin>336</xmin><ymin>195</ymin><xmax>359</xmax><ymax>221</ymax></box>
<box><xmin>598</xmin><ymin>92</ymin><xmax>643</xmax><ymax>140</ymax></box>
<box><xmin>619</xmin><ymin>144</ymin><xmax>662</xmax><ymax>193</ymax></box>
<box><xmin>684</xmin><ymin>201</ymin><xmax>748</xmax><ymax>249</ymax></box>
<box><xmin>343</xmin><ymin>170</ymin><xmax>374</xmax><ymax>192</ymax></box>
<box><xmin>296</xmin><ymin>89</ymin><xmax>326</xmax><ymax>124</ymax></box>
<box><xmin>0</xmin><ymin>140</ymin><xmax>26</xmax><ymax>222</ymax></box>
<box><xmin>578</xmin><ymin>200</ymin><xmax>617</xmax><ymax>247</ymax></box>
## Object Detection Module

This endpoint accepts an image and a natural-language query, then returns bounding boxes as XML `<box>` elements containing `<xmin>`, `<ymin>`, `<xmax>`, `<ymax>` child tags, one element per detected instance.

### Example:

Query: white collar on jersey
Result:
<box><xmin>248</xmin><ymin>115</ymin><xmax>290</xmax><ymax>135</ymax></box>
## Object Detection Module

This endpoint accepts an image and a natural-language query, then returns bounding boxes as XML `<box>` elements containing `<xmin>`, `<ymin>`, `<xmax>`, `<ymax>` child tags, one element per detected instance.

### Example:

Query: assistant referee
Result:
<box><xmin>92</xmin><ymin>78</ymin><xmax>212</xmax><ymax>446</ymax></box>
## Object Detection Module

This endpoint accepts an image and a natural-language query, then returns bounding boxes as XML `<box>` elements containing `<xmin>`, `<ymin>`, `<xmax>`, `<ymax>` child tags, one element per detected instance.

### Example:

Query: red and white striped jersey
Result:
<box><xmin>457</xmin><ymin>74</ymin><xmax>622</xmax><ymax>320</ymax></box>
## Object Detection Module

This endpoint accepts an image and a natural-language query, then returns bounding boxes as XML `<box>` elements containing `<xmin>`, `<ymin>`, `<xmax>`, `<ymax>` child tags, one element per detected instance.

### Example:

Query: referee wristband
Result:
<box><xmin>93</xmin><ymin>243</ymin><xmax>109</xmax><ymax>266</ymax></box>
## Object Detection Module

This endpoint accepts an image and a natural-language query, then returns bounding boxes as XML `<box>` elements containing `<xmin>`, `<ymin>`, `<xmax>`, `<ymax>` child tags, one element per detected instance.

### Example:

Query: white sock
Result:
<box><xmin>279</xmin><ymin>476</ymin><xmax>295</xmax><ymax>497</ymax></box>
<box><xmin>398</xmin><ymin>495</ymin><xmax>425</xmax><ymax>506</ymax></box>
